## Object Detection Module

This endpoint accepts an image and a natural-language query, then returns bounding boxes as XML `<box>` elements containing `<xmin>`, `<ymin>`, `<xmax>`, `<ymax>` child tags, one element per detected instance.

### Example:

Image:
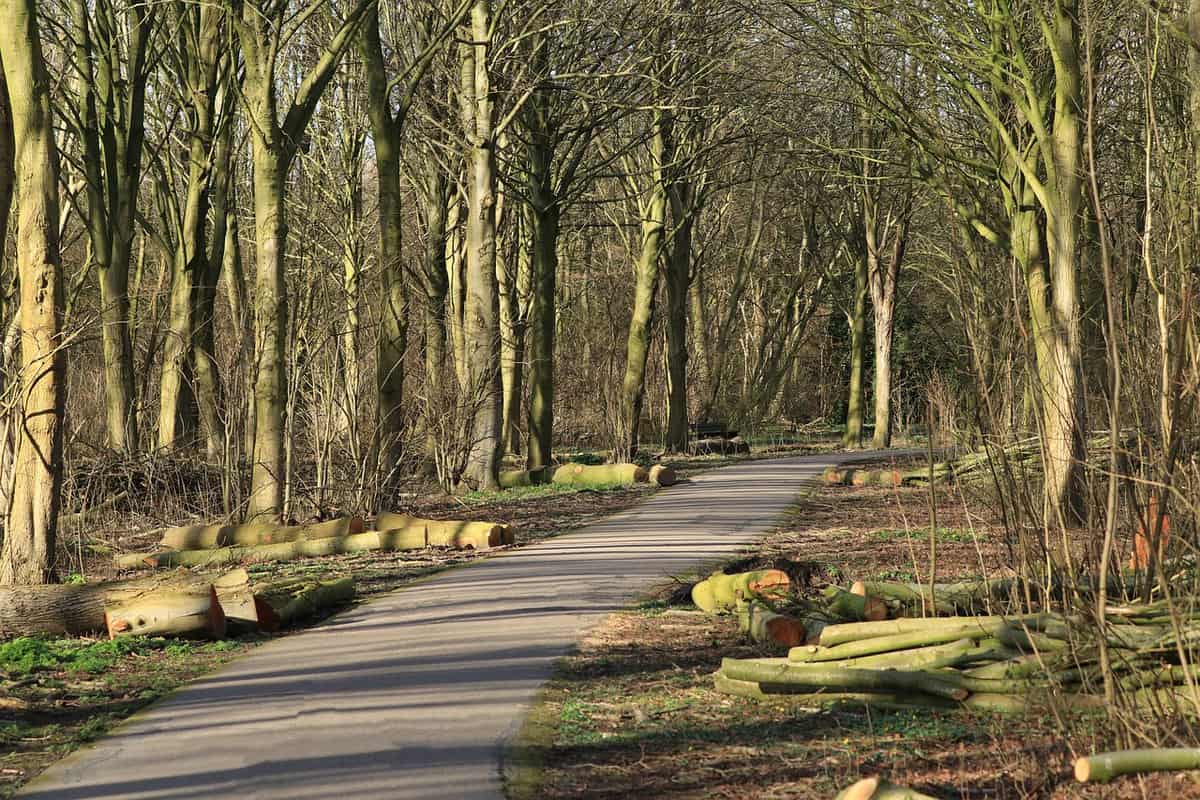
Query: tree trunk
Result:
<box><xmin>420</xmin><ymin>162</ymin><xmax>451</xmax><ymax>459</ymax></box>
<box><xmin>664</xmin><ymin>183</ymin><xmax>694</xmax><ymax>453</ymax></box>
<box><xmin>867</xmin><ymin>208</ymin><xmax>907</xmax><ymax>450</ymax></box>
<box><xmin>527</xmin><ymin>202</ymin><xmax>558</xmax><ymax>470</ymax></box>
<box><xmin>620</xmin><ymin>114</ymin><xmax>668</xmax><ymax>458</ymax></box>
<box><xmin>498</xmin><ymin>207</ymin><xmax>528</xmax><ymax>456</ymax></box>
<box><xmin>0</xmin><ymin>68</ymin><xmax>11</xmax><ymax>276</ymax></box>
<box><xmin>843</xmin><ymin>252</ymin><xmax>868</xmax><ymax>449</ymax></box>
<box><xmin>246</xmin><ymin>145</ymin><xmax>289</xmax><ymax>518</ymax></box>
<box><xmin>0</xmin><ymin>0</ymin><xmax>66</xmax><ymax>584</ymax></box>
<box><xmin>458</xmin><ymin>1</ymin><xmax>503</xmax><ymax>491</ymax></box>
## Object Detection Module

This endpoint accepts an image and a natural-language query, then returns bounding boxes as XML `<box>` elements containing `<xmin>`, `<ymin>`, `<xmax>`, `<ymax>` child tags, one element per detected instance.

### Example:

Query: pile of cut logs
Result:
<box><xmin>695</xmin><ymin>569</ymin><xmax>1200</xmax><ymax>714</ymax></box>
<box><xmin>0</xmin><ymin>568</ymin><xmax>354</xmax><ymax>640</ymax></box>
<box><xmin>500</xmin><ymin>462</ymin><xmax>677</xmax><ymax>489</ymax></box>
<box><xmin>116</xmin><ymin>512</ymin><xmax>516</xmax><ymax>569</ymax></box>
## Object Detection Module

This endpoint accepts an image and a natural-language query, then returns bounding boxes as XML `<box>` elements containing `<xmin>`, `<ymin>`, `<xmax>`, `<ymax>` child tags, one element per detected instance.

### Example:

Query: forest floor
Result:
<box><xmin>525</xmin><ymin>469</ymin><xmax>1200</xmax><ymax>799</ymax></box>
<box><xmin>0</xmin><ymin>437</ymin><xmax>838</xmax><ymax>798</ymax></box>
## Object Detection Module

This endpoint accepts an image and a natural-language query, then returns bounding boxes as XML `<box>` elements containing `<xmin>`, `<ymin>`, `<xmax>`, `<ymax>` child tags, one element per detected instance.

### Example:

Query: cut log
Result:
<box><xmin>375</xmin><ymin>512</ymin><xmax>513</xmax><ymax>548</ymax></box>
<box><xmin>0</xmin><ymin>569</ymin><xmax>237</xmax><ymax>637</ymax></box>
<box><xmin>739</xmin><ymin>602</ymin><xmax>806</xmax><ymax>648</ymax></box>
<box><xmin>719</xmin><ymin>657</ymin><xmax>968</xmax><ymax>701</ymax></box>
<box><xmin>549</xmin><ymin>462</ymin><xmax>649</xmax><ymax>486</ymax></box>
<box><xmin>706</xmin><ymin>569</ymin><xmax>790</xmax><ymax>610</ymax></box>
<box><xmin>818</xmin><ymin>616</ymin><xmax>1011</xmax><ymax>647</ymax></box>
<box><xmin>691</xmin><ymin>579</ymin><xmax>718</xmax><ymax>613</ymax></box>
<box><xmin>254</xmin><ymin>577</ymin><xmax>356</xmax><ymax>630</ymax></box>
<box><xmin>798</xmin><ymin>624</ymin><xmax>1005</xmax><ymax>662</ymax></box>
<box><xmin>213</xmin><ymin>569</ymin><xmax>258</xmax><ymax>631</ymax></box>
<box><xmin>835</xmin><ymin>778</ymin><xmax>941</xmax><ymax>800</ymax></box>
<box><xmin>648</xmin><ymin>464</ymin><xmax>678</xmax><ymax>486</ymax></box>
<box><xmin>822</xmin><ymin>467</ymin><xmax>851</xmax><ymax>486</ymax></box>
<box><xmin>714</xmin><ymin>674</ymin><xmax>950</xmax><ymax>709</ymax></box>
<box><xmin>106</xmin><ymin>584</ymin><xmax>225</xmax><ymax>639</ymax></box>
<box><xmin>1075</xmin><ymin>748</ymin><xmax>1200</xmax><ymax>784</ymax></box>
<box><xmin>824</xmin><ymin>586</ymin><xmax>888</xmax><ymax>622</ymax></box>
<box><xmin>160</xmin><ymin>516</ymin><xmax>364</xmax><ymax>550</ymax></box>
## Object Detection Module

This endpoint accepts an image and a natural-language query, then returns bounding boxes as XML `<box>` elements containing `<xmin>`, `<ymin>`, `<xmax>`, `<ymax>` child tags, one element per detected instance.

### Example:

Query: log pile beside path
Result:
<box><xmin>696</xmin><ymin>572</ymin><xmax>1200</xmax><ymax>714</ymax></box>
<box><xmin>116</xmin><ymin>513</ymin><xmax>517</xmax><ymax>569</ymax></box>
<box><xmin>500</xmin><ymin>461</ymin><xmax>679</xmax><ymax>489</ymax></box>
<box><xmin>0</xmin><ymin>568</ymin><xmax>355</xmax><ymax>639</ymax></box>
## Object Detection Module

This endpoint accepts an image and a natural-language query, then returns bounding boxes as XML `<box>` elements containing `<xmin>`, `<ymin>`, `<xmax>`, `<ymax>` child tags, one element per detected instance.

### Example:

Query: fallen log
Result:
<box><xmin>739</xmin><ymin>601</ymin><xmax>806</xmax><ymax>648</ymax></box>
<box><xmin>719</xmin><ymin>657</ymin><xmax>968</xmax><ymax>701</ymax></box>
<box><xmin>822</xmin><ymin>467</ymin><xmax>852</xmax><ymax>486</ymax></box>
<box><xmin>1075</xmin><ymin>748</ymin><xmax>1200</xmax><ymax>784</ymax></box>
<box><xmin>824</xmin><ymin>586</ymin><xmax>888</xmax><ymax>622</ymax></box>
<box><xmin>692</xmin><ymin>569</ymin><xmax>790</xmax><ymax>613</ymax></box>
<box><xmin>375</xmin><ymin>512</ymin><xmax>514</xmax><ymax>548</ymax></box>
<box><xmin>550</xmin><ymin>462</ymin><xmax>649</xmax><ymax>486</ymax></box>
<box><xmin>254</xmin><ymin>577</ymin><xmax>356</xmax><ymax>631</ymax></box>
<box><xmin>818</xmin><ymin>616</ymin><xmax>1011</xmax><ymax>647</ymax></box>
<box><xmin>794</xmin><ymin>624</ymin><xmax>1003</xmax><ymax>663</ymax></box>
<box><xmin>0</xmin><ymin>569</ymin><xmax>242</xmax><ymax>637</ymax></box>
<box><xmin>835</xmin><ymin>778</ymin><xmax>942</xmax><ymax>800</ymax></box>
<box><xmin>648</xmin><ymin>464</ymin><xmax>678</xmax><ymax>486</ymax></box>
<box><xmin>160</xmin><ymin>516</ymin><xmax>364</xmax><ymax>550</ymax></box>
<box><xmin>105</xmin><ymin>584</ymin><xmax>225</xmax><ymax>639</ymax></box>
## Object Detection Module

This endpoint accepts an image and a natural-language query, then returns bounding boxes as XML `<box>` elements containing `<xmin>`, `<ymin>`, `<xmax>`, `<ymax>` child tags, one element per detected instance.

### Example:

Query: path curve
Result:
<box><xmin>21</xmin><ymin>452</ymin><xmax>869</xmax><ymax>799</ymax></box>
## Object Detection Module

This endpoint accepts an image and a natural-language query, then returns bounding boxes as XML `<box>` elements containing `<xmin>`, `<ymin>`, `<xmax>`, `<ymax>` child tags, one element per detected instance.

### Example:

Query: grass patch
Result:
<box><xmin>866</xmin><ymin>526</ymin><xmax>981</xmax><ymax>544</ymax></box>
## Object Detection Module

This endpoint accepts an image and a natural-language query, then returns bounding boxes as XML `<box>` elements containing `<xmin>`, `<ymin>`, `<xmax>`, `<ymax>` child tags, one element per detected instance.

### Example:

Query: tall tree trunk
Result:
<box><xmin>527</xmin><ymin>202</ymin><xmax>558</xmax><ymax>469</ymax></box>
<box><xmin>420</xmin><ymin>162</ymin><xmax>451</xmax><ymax>459</ymax></box>
<box><xmin>498</xmin><ymin>208</ymin><xmax>528</xmax><ymax>456</ymax></box>
<box><xmin>843</xmin><ymin>252</ymin><xmax>868</xmax><ymax>449</ymax></box>
<box><xmin>446</xmin><ymin>194</ymin><xmax>468</xmax><ymax>390</ymax></box>
<box><xmin>246</xmin><ymin>146</ymin><xmax>288</xmax><ymax>518</ymax></box>
<box><xmin>867</xmin><ymin>209</ymin><xmax>908</xmax><ymax>450</ymax></box>
<box><xmin>689</xmin><ymin>271</ymin><xmax>712</xmax><ymax>420</ymax></box>
<box><xmin>458</xmin><ymin>0</ymin><xmax>502</xmax><ymax>490</ymax></box>
<box><xmin>0</xmin><ymin>0</ymin><xmax>66</xmax><ymax>584</ymax></box>
<box><xmin>620</xmin><ymin>114</ymin><xmax>668</xmax><ymax>458</ymax></box>
<box><xmin>664</xmin><ymin>184</ymin><xmax>693</xmax><ymax>453</ymax></box>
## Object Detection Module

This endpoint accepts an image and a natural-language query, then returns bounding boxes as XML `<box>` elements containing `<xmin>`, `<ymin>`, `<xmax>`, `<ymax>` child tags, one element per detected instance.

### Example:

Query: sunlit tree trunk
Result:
<box><xmin>664</xmin><ymin>180</ymin><xmax>694</xmax><ymax>453</ymax></box>
<box><xmin>498</xmin><ymin>206</ymin><xmax>529</xmax><ymax>456</ymax></box>
<box><xmin>457</xmin><ymin>0</ymin><xmax>503</xmax><ymax>490</ymax></box>
<box><xmin>620</xmin><ymin>113</ymin><xmax>668</xmax><ymax>458</ymax></box>
<box><xmin>843</xmin><ymin>250</ymin><xmax>868</xmax><ymax>449</ymax></box>
<box><xmin>526</xmin><ymin>200</ymin><xmax>558</xmax><ymax>469</ymax></box>
<box><xmin>865</xmin><ymin>196</ymin><xmax>909</xmax><ymax>450</ymax></box>
<box><xmin>0</xmin><ymin>0</ymin><xmax>66</xmax><ymax>584</ymax></box>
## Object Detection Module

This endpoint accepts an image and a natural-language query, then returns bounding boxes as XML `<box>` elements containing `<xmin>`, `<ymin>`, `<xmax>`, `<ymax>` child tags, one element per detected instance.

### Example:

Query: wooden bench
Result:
<box><xmin>690</xmin><ymin>421</ymin><xmax>738</xmax><ymax>441</ymax></box>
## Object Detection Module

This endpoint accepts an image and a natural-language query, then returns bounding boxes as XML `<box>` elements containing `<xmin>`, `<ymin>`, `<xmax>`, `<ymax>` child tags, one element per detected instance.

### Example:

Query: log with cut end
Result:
<box><xmin>254</xmin><ymin>577</ymin><xmax>356</xmax><ymax>630</ymax></box>
<box><xmin>834</xmin><ymin>778</ymin><xmax>942</xmax><ymax>800</ymax></box>
<box><xmin>160</xmin><ymin>516</ymin><xmax>364</xmax><ymax>550</ymax></box>
<box><xmin>648</xmin><ymin>464</ymin><xmax>677</xmax><ymax>486</ymax></box>
<box><xmin>719</xmin><ymin>657</ymin><xmax>968</xmax><ymax>701</ymax></box>
<box><xmin>817</xmin><ymin>616</ymin><xmax>1011</xmax><ymax>647</ymax></box>
<box><xmin>822</xmin><ymin>467</ymin><xmax>851</xmax><ymax>486</ymax></box>
<box><xmin>739</xmin><ymin>601</ymin><xmax>806</xmax><ymax>648</ymax></box>
<box><xmin>375</xmin><ymin>512</ymin><xmax>514</xmax><ymax>548</ymax></box>
<box><xmin>1075</xmin><ymin>748</ymin><xmax>1200</xmax><ymax>784</ymax></box>
<box><xmin>694</xmin><ymin>569</ymin><xmax>790</xmax><ymax>612</ymax></box>
<box><xmin>0</xmin><ymin>569</ymin><xmax>242</xmax><ymax>637</ymax></box>
<box><xmin>824</xmin><ymin>586</ymin><xmax>888</xmax><ymax>622</ymax></box>
<box><xmin>106</xmin><ymin>584</ymin><xmax>225</xmax><ymax>639</ymax></box>
<box><xmin>550</xmin><ymin>462</ymin><xmax>649</xmax><ymax>486</ymax></box>
<box><xmin>796</xmin><ymin>624</ymin><xmax>1003</xmax><ymax>663</ymax></box>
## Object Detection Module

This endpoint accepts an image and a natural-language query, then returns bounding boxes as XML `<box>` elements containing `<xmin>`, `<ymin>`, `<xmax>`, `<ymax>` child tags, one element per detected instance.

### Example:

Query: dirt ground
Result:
<box><xmin>528</xmin><ymin>477</ymin><xmax>1200</xmax><ymax>799</ymax></box>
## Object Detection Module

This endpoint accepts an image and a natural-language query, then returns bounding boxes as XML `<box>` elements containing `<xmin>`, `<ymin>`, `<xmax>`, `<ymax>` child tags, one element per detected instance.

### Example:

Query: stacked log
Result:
<box><xmin>117</xmin><ymin>514</ymin><xmax>516</xmax><ymax>569</ymax></box>
<box><xmin>160</xmin><ymin>516</ymin><xmax>364</xmax><ymax>550</ymax></box>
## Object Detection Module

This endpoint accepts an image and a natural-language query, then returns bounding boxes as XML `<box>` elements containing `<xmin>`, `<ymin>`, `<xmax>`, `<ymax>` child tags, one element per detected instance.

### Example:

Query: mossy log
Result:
<box><xmin>693</xmin><ymin>569</ymin><xmax>790</xmax><ymax>613</ymax></box>
<box><xmin>1075</xmin><ymin>748</ymin><xmax>1200</xmax><ymax>783</ymax></box>
<box><xmin>105</xmin><ymin>584</ymin><xmax>225</xmax><ymax>639</ymax></box>
<box><xmin>549</xmin><ymin>462</ymin><xmax>649</xmax><ymax>486</ymax></box>
<box><xmin>824</xmin><ymin>586</ymin><xmax>888</xmax><ymax>622</ymax></box>
<box><xmin>794</xmin><ymin>625</ymin><xmax>1001</xmax><ymax>663</ymax></box>
<box><xmin>0</xmin><ymin>569</ymin><xmax>242</xmax><ymax>636</ymax></box>
<box><xmin>818</xmin><ymin>616</ymin><xmax>1011</xmax><ymax>647</ymax></box>
<box><xmin>127</xmin><ymin>530</ymin><xmax>422</xmax><ymax>569</ymax></box>
<box><xmin>834</xmin><ymin>778</ymin><xmax>941</xmax><ymax>800</ymax></box>
<box><xmin>719</xmin><ymin>657</ymin><xmax>968</xmax><ymax>701</ymax></box>
<box><xmin>648</xmin><ymin>464</ymin><xmax>678</xmax><ymax>486</ymax></box>
<box><xmin>254</xmin><ymin>577</ymin><xmax>356</xmax><ymax>631</ymax></box>
<box><xmin>739</xmin><ymin>601</ymin><xmax>806</xmax><ymax>648</ymax></box>
<box><xmin>821</xmin><ymin>638</ymin><xmax>976</xmax><ymax>671</ymax></box>
<box><xmin>375</xmin><ymin>512</ymin><xmax>514</xmax><ymax>548</ymax></box>
<box><xmin>160</xmin><ymin>516</ymin><xmax>364</xmax><ymax>550</ymax></box>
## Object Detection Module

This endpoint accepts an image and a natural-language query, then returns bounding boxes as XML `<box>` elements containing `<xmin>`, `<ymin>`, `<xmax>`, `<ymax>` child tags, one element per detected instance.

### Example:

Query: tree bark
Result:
<box><xmin>843</xmin><ymin>252</ymin><xmax>868</xmax><ymax>449</ymax></box>
<box><xmin>619</xmin><ymin>113</ymin><xmax>668</xmax><ymax>458</ymax></box>
<box><xmin>664</xmin><ymin>182</ymin><xmax>694</xmax><ymax>453</ymax></box>
<box><xmin>457</xmin><ymin>1</ymin><xmax>503</xmax><ymax>490</ymax></box>
<box><xmin>526</xmin><ymin>202</ymin><xmax>558</xmax><ymax>470</ymax></box>
<box><xmin>0</xmin><ymin>0</ymin><xmax>66</xmax><ymax>584</ymax></box>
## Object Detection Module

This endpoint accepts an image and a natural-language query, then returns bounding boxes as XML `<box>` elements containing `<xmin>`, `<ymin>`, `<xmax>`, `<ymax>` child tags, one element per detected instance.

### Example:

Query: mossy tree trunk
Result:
<box><xmin>233</xmin><ymin>0</ymin><xmax>376</xmax><ymax>518</ymax></box>
<box><xmin>70</xmin><ymin>0</ymin><xmax>154</xmax><ymax>453</ymax></box>
<box><xmin>457</xmin><ymin>0</ymin><xmax>503</xmax><ymax>491</ymax></box>
<box><xmin>864</xmin><ymin>186</ymin><xmax>910</xmax><ymax>451</ymax></box>
<box><xmin>619</xmin><ymin>112</ymin><xmax>669</xmax><ymax>458</ymax></box>
<box><xmin>0</xmin><ymin>0</ymin><xmax>67</xmax><ymax>584</ymax></box>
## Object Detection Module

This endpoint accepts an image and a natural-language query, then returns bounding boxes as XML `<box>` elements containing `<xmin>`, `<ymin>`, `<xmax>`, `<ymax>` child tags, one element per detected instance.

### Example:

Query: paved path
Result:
<box><xmin>21</xmin><ymin>452</ymin><xmax>862</xmax><ymax>800</ymax></box>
